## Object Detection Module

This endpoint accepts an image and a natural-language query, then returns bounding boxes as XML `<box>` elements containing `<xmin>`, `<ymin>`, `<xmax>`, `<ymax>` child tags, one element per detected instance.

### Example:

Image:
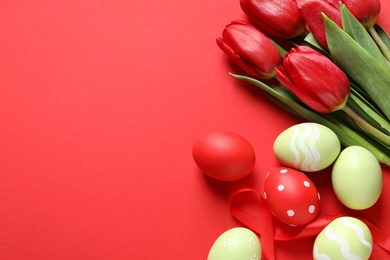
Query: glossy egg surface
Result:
<box><xmin>332</xmin><ymin>146</ymin><xmax>382</xmax><ymax>210</ymax></box>
<box><xmin>264</xmin><ymin>167</ymin><xmax>320</xmax><ymax>226</ymax></box>
<box><xmin>192</xmin><ymin>131</ymin><xmax>255</xmax><ymax>181</ymax></box>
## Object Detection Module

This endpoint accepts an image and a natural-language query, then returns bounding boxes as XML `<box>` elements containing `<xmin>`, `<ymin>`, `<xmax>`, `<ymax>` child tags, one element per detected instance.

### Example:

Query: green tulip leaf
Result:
<box><xmin>324</xmin><ymin>15</ymin><xmax>390</xmax><ymax>121</ymax></box>
<box><xmin>304</xmin><ymin>32</ymin><xmax>325</xmax><ymax>51</ymax></box>
<box><xmin>339</xmin><ymin>4</ymin><xmax>389</xmax><ymax>69</ymax></box>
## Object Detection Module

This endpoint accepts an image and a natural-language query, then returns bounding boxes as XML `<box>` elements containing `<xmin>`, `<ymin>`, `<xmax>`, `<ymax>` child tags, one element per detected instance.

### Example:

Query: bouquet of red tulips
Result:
<box><xmin>217</xmin><ymin>0</ymin><xmax>390</xmax><ymax>166</ymax></box>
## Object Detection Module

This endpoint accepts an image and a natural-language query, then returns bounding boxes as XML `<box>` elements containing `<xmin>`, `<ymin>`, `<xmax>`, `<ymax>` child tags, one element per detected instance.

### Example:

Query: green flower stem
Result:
<box><xmin>342</xmin><ymin>105</ymin><xmax>390</xmax><ymax>147</ymax></box>
<box><xmin>367</xmin><ymin>25</ymin><xmax>390</xmax><ymax>61</ymax></box>
<box><xmin>348</xmin><ymin>89</ymin><xmax>390</xmax><ymax>134</ymax></box>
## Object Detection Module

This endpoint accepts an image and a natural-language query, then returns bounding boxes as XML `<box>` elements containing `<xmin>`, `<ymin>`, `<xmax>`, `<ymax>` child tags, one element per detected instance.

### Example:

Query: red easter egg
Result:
<box><xmin>264</xmin><ymin>167</ymin><xmax>320</xmax><ymax>226</ymax></box>
<box><xmin>192</xmin><ymin>131</ymin><xmax>255</xmax><ymax>181</ymax></box>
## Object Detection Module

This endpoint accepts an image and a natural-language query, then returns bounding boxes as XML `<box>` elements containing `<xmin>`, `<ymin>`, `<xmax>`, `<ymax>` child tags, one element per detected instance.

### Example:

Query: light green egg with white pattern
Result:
<box><xmin>208</xmin><ymin>227</ymin><xmax>261</xmax><ymax>260</ymax></box>
<box><xmin>313</xmin><ymin>217</ymin><xmax>372</xmax><ymax>260</ymax></box>
<box><xmin>273</xmin><ymin>122</ymin><xmax>340</xmax><ymax>172</ymax></box>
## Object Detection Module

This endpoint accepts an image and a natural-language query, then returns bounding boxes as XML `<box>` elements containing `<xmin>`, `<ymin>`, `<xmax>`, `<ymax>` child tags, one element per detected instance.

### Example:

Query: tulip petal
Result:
<box><xmin>299</xmin><ymin>1</ymin><xmax>342</xmax><ymax>49</ymax></box>
<box><xmin>240</xmin><ymin>0</ymin><xmax>305</xmax><ymax>39</ymax></box>
<box><xmin>275</xmin><ymin>65</ymin><xmax>331</xmax><ymax>113</ymax></box>
<box><xmin>342</xmin><ymin>0</ymin><xmax>380</xmax><ymax>27</ymax></box>
<box><xmin>276</xmin><ymin>46</ymin><xmax>350</xmax><ymax>113</ymax></box>
<box><xmin>216</xmin><ymin>21</ymin><xmax>282</xmax><ymax>79</ymax></box>
<box><xmin>216</xmin><ymin>37</ymin><xmax>258</xmax><ymax>77</ymax></box>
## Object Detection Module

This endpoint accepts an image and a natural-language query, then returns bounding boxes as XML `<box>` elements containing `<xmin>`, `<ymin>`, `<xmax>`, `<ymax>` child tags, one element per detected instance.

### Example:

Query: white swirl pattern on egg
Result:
<box><xmin>290</xmin><ymin>124</ymin><xmax>321</xmax><ymax>171</ymax></box>
<box><xmin>289</xmin><ymin>125</ymin><xmax>301</xmax><ymax>168</ymax></box>
<box><xmin>325</xmin><ymin>226</ymin><xmax>362</xmax><ymax>260</ymax></box>
<box><xmin>341</xmin><ymin>218</ymin><xmax>372</xmax><ymax>252</ymax></box>
<box><xmin>313</xmin><ymin>217</ymin><xmax>373</xmax><ymax>260</ymax></box>
<box><xmin>315</xmin><ymin>219</ymin><xmax>372</xmax><ymax>260</ymax></box>
<box><xmin>313</xmin><ymin>245</ymin><xmax>331</xmax><ymax>260</ymax></box>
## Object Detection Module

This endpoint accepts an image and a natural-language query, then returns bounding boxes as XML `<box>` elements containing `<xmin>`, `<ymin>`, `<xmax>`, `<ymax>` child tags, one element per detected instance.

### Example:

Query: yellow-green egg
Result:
<box><xmin>273</xmin><ymin>122</ymin><xmax>340</xmax><ymax>172</ymax></box>
<box><xmin>332</xmin><ymin>146</ymin><xmax>382</xmax><ymax>210</ymax></box>
<box><xmin>208</xmin><ymin>227</ymin><xmax>261</xmax><ymax>260</ymax></box>
<box><xmin>313</xmin><ymin>216</ymin><xmax>372</xmax><ymax>260</ymax></box>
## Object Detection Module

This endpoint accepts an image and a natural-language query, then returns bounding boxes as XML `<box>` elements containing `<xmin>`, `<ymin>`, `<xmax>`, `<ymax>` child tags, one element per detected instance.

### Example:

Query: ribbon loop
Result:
<box><xmin>229</xmin><ymin>186</ymin><xmax>275</xmax><ymax>260</ymax></box>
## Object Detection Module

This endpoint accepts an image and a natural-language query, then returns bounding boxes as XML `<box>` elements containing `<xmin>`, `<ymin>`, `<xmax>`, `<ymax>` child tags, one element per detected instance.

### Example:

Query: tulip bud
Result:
<box><xmin>342</xmin><ymin>0</ymin><xmax>380</xmax><ymax>27</ymax></box>
<box><xmin>216</xmin><ymin>20</ymin><xmax>282</xmax><ymax>79</ymax></box>
<box><xmin>298</xmin><ymin>0</ymin><xmax>342</xmax><ymax>49</ymax></box>
<box><xmin>275</xmin><ymin>46</ymin><xmax>350</xmax><ymax>113</ymax></box>
<box><xmin>240</xmin><ymin>0</ymin><xmax>306</xmax><ymax>39</ymax></box>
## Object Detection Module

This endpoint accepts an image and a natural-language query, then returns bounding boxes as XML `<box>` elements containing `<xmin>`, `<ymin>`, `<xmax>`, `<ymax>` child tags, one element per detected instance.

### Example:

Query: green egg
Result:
<box><xmin>313</xmin><ymin>217</ymin><xmax>372</xmax><ymax>260</ymax></box>
<box><xmin>208</xmin><ymin>227</ymin><xmax>261</xmax><ymax>260</ymax></box>
<box><xmin>332</xmin><ymin>146</ymin><xmax>382</xmax><ymax>210</ymax></box>
<box><xmin>273</xmin><ymin>122</ymin><xmax>340</xmax><ymax>172</ymax></box>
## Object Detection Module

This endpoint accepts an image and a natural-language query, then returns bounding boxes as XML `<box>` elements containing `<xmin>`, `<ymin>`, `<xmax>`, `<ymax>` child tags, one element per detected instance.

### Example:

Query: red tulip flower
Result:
<box><xmin>298</xmin><ymin>0</ymin><xmax>342</xmax><ymax>49</ymax></box>
<box><xmin>240</xmin><ymin>0</ymin><xmax>306</xmax><ymax>39</ymax></box>
<box><xmin>275</xmin><ymin>46</ymin><xmax>350</xmax><ymax>113</ymax></box>
<box><xmin>342</xmin><ymin>0</ymin><xmax>380</xmax><ymax>27</ymax></box>
<box><xmin>216</xmin><ymin>20</ymin><xmax>281</xmax><ymax>79</ymax></box>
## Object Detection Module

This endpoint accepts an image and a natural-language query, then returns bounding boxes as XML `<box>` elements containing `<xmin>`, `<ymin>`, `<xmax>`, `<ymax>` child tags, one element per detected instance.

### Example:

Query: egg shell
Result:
<box><xmin>313</xmin><ymin>216</ymin><xmax>373</xmax><ymax>260</ymax></box>
<box><xmin>332</xmin><ymin>146</ymin><xmax>383</xmax><ymax>210</ymax></box>
<box><xmin>273</xmin><ymin>122</ymin><xmax>340</xmax><ymax>172</ymax></box>
<box><xmin>207</xmin><ymin>227</ymin><xmax>261</xmax><ymax>260</ymax></box>
<box><xmin>192</xmin><ymin>131</ymin><xmax>255</xmax><ymax>181</ymax></box>
<box><xmin>264</xmin><ymin>167</ymin><xmax>320</xmax><ymax>226</ymax></box>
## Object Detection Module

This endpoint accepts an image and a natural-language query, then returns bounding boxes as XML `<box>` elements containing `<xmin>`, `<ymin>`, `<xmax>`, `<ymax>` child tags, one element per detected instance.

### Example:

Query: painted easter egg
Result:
<box><xmin>208</xmin><ymin>227</ymin><xmax>261</xmax><ymax>260</ymax></box>
<box><xmin>273</xmin><ymin>122</ymin><xmax>340</xmax><ymax>172</ymax></box>
<box><xmin>264</xmin><ymin>167</ymin><xmax>320</xmax><ymax>226</ymax></box>
<box><xmin>313</xmin><ymin>216</ymin><xmax>373</xmax><ymax>260</ymax></box>
<box><xmin>332</xmin><ymin>146</ymin><xmax>383</xmax><ymax>210</ymax></box>
<box><xmin>192</xmin><ymin>131</ymin><xmax>255</xmax><ymax>181</ymax></box>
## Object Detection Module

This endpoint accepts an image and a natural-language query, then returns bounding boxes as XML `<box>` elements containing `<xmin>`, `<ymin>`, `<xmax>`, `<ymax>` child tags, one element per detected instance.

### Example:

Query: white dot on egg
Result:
<box><xmin>309</xmin><ymin>205</ymin><xmax>315</xmax><ymax>213</ymax></box>
<box><xmin>263</xmin><ymin>192</ymin><xmax>267</xmax><ymax>199</ymax></box>
<box><xmin>287</xmin><ymin>210</ymin><xmax>295</xmax><ymax>217</ymax></box>
<box><xmin>277</xmin><ymin>184</ymin><xmax>285</xmax><ymax>191</ymax></box>
<box><xmin>244</xmin><ymin>236</ymin><xmax>255</xmax><ymax>248</ymax></box>
<box><xmin>318</xmin><ymin>193</ymin><xmax>321</xmax><ymax>200</ymax></box>
<box><xmin>266</xmin><ymin>172</ymin><xmax>270</xmax><ymax>178</ymax></box>
<box><xmin>280</xmin><ymin>169</ymin><xmax>288</xmax><ymax>174</ymax></box>
<box><xmin>304</xmin><ymin>181</ymin><xmax>310</xmax><ymax>187</ymax></box>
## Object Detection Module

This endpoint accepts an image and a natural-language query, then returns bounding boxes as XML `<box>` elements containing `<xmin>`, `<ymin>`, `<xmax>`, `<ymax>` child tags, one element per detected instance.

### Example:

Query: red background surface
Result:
<box><xmin>1</xmin><ymin>1</ymin><xmax>390</xmax><ymax>259</ymax></box>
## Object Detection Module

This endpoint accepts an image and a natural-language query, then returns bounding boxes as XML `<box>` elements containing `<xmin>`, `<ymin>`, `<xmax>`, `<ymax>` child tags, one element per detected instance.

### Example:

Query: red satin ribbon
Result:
<box><xmin>229</xmin><ymin>186</ymin><xmax>390</xmax><ymax>260</ymax></box>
